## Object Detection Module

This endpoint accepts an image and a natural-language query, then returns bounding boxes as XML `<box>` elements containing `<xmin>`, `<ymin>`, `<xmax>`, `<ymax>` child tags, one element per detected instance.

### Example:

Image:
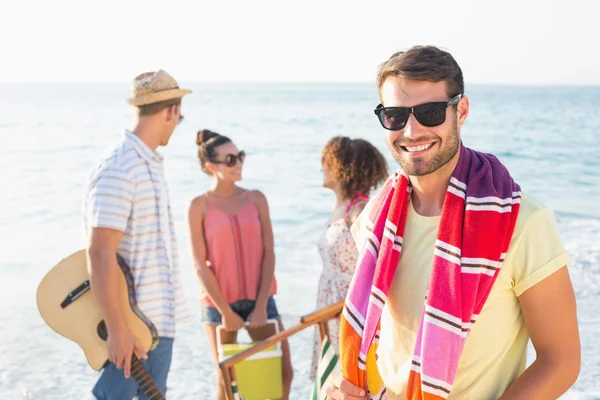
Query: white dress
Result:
<box><xmin>309</xmin><ymin>216</ymin><xmax>359</xmax><ymax>381</ymax></box>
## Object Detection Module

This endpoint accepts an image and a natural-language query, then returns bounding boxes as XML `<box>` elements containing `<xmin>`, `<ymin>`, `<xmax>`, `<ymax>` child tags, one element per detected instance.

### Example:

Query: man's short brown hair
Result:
<box><xmin>136</xmin><ymin>98</ymin><xmax>182</xmax><ymax>117</ymax></box>
<box><xmin>376</xmin><ymin>45</ymin><xmax>464</xmax><ymax>98</ymax></box>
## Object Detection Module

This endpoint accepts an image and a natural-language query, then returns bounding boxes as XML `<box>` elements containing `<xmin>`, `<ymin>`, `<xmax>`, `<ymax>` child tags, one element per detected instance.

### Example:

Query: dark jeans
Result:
<box><xmin>92</xmin><ymin>337</ymin><xmax>173</xmax><ymax>400</ymax></box>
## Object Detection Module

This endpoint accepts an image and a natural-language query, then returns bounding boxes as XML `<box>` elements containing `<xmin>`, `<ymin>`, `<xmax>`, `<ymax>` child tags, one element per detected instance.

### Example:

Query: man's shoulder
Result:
<box><xmin>86</xmin><ymin>136</ymin><xmax>141</xmax><ymax>184</ymax></box>
<box><xmin>502</xmin><ymin>194</ymin><xmax>571</xmax><ymax>295</ymax></box>
<box><xmin>514</xmin><ymin>193</ymin><xmax>552</xmax><ymax>232</ymax></box>
<box><xmin>507</xmin><ymin>192</ymin><xmax>562</xmax><ymax>255</ymax></box>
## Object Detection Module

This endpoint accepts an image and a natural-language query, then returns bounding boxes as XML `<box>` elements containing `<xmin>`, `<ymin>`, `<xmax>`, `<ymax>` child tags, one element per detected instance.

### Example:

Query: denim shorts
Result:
<box><xmin>202</xmin><ymin>296</ymin><xmax>280</xmax><ymax>324</ymax></box>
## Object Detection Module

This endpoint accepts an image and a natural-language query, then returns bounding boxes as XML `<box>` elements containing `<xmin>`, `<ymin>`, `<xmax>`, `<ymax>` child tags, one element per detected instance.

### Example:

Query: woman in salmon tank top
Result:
<box><xmin>309</xmin><ymin>136</ymin><xmax>389</xmax><ymax>381</ymax></box>
<box><xmin>187</xmin><ymin>129</ymin><xmax>293</xmax><ymax>400</ymax></box>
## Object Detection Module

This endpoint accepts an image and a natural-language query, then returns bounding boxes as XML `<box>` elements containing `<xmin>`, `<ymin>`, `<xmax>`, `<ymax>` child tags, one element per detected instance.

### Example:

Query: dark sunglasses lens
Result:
<box><xmin>224</xmin><ymin>155</ymin><xmax>237</xmax><ymax>167</ymax></box>
<box><xmin>377</xmin><ymin>107</ymin><xmax>410</xmax><ymax>130</ymax></box>
<box><xmin>238</xmin><ymin>151</ymin><xmax>246</xmax><ymax>164</ymax></box>
<box><xmin>414</xmin><ymin>103</ymin><xmax>447</xmax><ymax>127</ymax></box>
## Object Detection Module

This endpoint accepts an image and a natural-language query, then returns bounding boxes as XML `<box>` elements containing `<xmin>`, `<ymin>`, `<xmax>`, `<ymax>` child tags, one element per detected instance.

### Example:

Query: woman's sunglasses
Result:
<box><xmin>211</xmin><ymin>150</ymin><xmax>246</xmax><ymax>168</ymax></box>
<box><xmin>374</xmin><ymin>94</ymin><xmax>462</xmax><ymax>131</ymax></box>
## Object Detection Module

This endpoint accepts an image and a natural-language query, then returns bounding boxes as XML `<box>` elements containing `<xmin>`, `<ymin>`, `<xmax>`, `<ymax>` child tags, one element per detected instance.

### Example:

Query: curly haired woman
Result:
<box><xmin>310</xmin><ymin>136</ymin><xmax>389</xmax><ymax>380</ymax></box>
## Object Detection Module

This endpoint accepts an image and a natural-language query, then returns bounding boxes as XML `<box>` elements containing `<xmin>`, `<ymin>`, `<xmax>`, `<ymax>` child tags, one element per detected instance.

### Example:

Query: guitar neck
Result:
<box><xmin>131</xmin><ymin>356</ymin><xmax>166</xmax><ymax>400</ymax></box>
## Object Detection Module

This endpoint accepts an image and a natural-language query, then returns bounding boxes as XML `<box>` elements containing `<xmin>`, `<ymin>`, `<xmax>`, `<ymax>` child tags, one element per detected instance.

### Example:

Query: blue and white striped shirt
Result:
<box><xmin>83</xmin><ymin>130</ymin><xmax>189</xmax><ymax>338</ymax></box>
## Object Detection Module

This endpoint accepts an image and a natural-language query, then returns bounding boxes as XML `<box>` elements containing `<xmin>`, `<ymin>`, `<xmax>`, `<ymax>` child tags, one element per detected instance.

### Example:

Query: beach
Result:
<box><xmin>1</xmin><ymin>82</ymin><xmax>598</xmax><ymax>399</ymax></box>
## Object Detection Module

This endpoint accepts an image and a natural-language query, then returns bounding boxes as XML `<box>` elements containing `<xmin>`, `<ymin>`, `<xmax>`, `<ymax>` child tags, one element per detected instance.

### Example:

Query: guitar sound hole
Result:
<box><xmin>97</xmin><ymin>320</ymin><xmax>108</xmax><ymax>341</ymax></box>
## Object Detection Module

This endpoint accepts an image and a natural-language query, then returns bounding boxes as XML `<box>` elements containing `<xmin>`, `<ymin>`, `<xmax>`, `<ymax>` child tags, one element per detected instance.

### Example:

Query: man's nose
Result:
<box><xmin>403</xmin><ymin>114</ymin><xmax>424</xmax><ymax>139</ymax></box>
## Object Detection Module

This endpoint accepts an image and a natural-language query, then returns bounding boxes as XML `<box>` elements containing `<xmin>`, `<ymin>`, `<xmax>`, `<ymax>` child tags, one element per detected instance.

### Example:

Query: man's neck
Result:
<box><xmin>132</xmin><ymin>120</ymin><xmax>161</xmax><ymax>151</ymax></box>
<box><xmin>409</xmin><ymin>153</ymin><xmax>460</xmax><ymax>217</ymax></box>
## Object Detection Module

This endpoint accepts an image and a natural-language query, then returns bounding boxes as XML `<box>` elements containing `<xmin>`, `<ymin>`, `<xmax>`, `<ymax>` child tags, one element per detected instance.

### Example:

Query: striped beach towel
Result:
<box><xmin>339</xmin><ymin>144</ymin><xmax>521</xmax><ymax>399</ymax></box>
<box><xmin>311</xmin><ymin>335</ymin><xmax>342</xmax><ymax>400</ymax></box>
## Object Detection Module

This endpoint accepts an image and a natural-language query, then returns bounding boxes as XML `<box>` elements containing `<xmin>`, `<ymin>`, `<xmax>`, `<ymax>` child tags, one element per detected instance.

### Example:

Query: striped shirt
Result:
<box><xmin>83</xmin><ymin>130</ymin><xmax>190</xmax><ymax>338</ymax></box>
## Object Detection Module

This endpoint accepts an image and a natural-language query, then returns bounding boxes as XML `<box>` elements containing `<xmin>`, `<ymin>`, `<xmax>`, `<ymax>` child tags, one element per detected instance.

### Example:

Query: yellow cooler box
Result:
<box><xmin>218</xmin><ymin>320</ymin><xmax>283</xmax><ymax>400</ymax></box>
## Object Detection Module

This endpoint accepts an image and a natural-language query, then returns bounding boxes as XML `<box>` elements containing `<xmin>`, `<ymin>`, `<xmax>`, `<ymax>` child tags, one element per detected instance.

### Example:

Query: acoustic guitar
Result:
<box><xmin>36</xmin><ymin>250</ymin><xmax>166</xmax><ymax>400</ymax></box>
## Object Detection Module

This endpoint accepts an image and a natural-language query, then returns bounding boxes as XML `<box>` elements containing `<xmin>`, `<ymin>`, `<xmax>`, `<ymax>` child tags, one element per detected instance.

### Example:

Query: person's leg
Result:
<box><xmin>92</xmin><ymin>336</ymin><xmax>175</xmax><ymax>400</ymax></box>
<box><xmin>92</xmin><ymin>361</ymin><xmax>138</xmax><ymax>400</ymax></box>
<box><xmin>137</xmin><ymin>337</ymin><xmax>174</xmax><ymax>400</ymax></box>
<box><xmin>277</xmin><ymin>320</ymin><xmax>294</xmax><ymax>400</ymax></box>
<box><xmin>268</xmin><ymin>297</ymin><xmax>293</xmax><ymax>400</ymax></box>
<box><xmin>202</xmin><ymin>305</ymin><xmax>239</xmax><ymax>400</ymax></box>
<box><xmin>205</xmin><ymin>324</ymin><xmax>238</xmax><ymax>400</ymax></box>
<box><xmin>245</xmin><ymin>297</ymin><xmax>293</xmax><ymax>400</ymax></box>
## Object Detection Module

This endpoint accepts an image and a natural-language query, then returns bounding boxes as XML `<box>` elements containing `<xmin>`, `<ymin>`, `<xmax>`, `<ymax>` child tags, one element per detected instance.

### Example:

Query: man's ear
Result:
<box><xmin>456</xmin><ymin>95</ymin><xmax>469</xmax><ymax>129</ymax></box>
<box><xmin>170</xmin><ymin>105</ymin><xmax>177</xmax><ymax>122</ymax></box>
<box><xmin>164</xmin><ymin>104</ymin><xmax>177</xmax><ymax>122</ymax></box>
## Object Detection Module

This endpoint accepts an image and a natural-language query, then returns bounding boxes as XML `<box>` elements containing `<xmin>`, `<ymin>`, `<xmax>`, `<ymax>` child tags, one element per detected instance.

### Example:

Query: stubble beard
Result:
<box><xmin>389</xmin><ymin>123</ymin><xmax>460</xmax><ymax>177</ymax></box>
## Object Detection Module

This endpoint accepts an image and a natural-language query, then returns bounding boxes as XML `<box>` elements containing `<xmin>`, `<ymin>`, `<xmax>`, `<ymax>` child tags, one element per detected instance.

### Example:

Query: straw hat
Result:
<box><xmin>126</xmin><ymin>70</ymin><xmax>191</xmax><ymax>107</ymax></box>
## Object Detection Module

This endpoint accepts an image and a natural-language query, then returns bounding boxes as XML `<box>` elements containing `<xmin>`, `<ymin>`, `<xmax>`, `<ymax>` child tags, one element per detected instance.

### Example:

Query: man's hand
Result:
<box><xmin>325</xmin><ymin>374</ymin><xmax>367</xmax><ymax>400</ymax></box>
<box><xmin>246</xmin><ymin>306</ymin><xmax>268</xmax><ymax>328</ymax></box>
<box><xmin>107</xmin><ymin>326</ymin><xmax>148</xmax><ymax>379</ymax></box>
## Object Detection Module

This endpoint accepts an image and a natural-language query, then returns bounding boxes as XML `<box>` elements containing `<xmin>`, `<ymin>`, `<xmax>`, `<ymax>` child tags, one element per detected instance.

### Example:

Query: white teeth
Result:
<box><xmin>405</xmin><ymin>143</ymin><xmax>433</xmax><ymax>152</ymax></box>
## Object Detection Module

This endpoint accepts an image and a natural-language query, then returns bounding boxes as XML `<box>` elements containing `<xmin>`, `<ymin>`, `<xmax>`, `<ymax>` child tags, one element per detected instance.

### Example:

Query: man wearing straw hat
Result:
<box><xmin>83</xmin><ymin>70</ymin><xmax>192</xmax><ymax>399</ymax></box>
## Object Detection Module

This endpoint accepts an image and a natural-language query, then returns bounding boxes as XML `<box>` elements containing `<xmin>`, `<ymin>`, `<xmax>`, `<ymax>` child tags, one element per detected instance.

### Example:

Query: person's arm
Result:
<box><xmin>498</xmin><ymin>205</ymin><xmax>580</xmax><ymax>399</ymax></box>
<box><xmin>349</xmin><ymin>197</ymin><xmax>373</xmax><ymax>252</ymax></box>
<box><xmin>87</xmin><ymin>228</ymin><xmax>147</xmax><ymax>377</ymax></box>
<box><xmin>498</xmin><ymin>265</ymin><xmax>580</xmax><ymax>399</ymax></box>
<box><xmin>85</xmin><ymin>168</ymin><xmax>146</xmax><ymax>378</ymax></box>
<box><xmin>187</xmin><ymin>196</ymin><xmax>244</xmax><ymax>331</ymax></box>
<box><xmin>87</xmin><ymin>228</ymin><xmax>126</xmax><ymax>336</ymax></box>
<box><xmin>247</xmin><ymin>190</ymin><xmax>275</xmax><ymax>326</ymax></box>
<box><xmin>329</xmin><ymin>200</ymin><xmax>367</xmax><ymax>320</ymax></box>
<box><xmin>345</xmin><ymin>200</ymin><xmax>367</xmax><ymax>228</ymax></box>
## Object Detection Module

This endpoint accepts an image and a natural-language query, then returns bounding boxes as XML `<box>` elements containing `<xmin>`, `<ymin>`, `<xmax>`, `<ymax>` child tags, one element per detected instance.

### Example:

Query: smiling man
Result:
<box><xmin>326</xmin><ymin>46</ymin><xmax>581</xmax><ymax>400</ymax></box>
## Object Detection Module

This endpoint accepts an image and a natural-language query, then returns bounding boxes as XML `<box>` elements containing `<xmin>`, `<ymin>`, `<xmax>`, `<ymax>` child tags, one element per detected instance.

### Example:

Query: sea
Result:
<box><xmin>0</xmin><ymin>82</ymin><xmax>599</xmax><ymax>399</ymax></box>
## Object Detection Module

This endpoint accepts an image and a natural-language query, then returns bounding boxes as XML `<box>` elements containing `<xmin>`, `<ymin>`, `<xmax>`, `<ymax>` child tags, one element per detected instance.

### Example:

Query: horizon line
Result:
<box><xmin>0</xmin><ymin>80</ymin><xmax>599</xmax><ymax>87</ymax></box>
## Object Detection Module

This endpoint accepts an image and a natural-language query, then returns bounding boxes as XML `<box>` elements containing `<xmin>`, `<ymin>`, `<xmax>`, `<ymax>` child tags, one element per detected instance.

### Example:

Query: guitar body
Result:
<box><xmin>37</xmin><ymin>250</ymin><xmax>165</xmax><ymax>399</ymax></box>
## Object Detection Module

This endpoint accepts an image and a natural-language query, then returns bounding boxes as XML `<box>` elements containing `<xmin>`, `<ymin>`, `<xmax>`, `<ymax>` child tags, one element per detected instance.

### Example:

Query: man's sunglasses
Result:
<box><xmin>374</xmin><ymin>94</ymin><xmax>463</xmax><ymax>131</ymax></box>
<box><xmin>211</xmin><ymin>150</ymin><xmax>246</xmax><ymax>167</ymax></box>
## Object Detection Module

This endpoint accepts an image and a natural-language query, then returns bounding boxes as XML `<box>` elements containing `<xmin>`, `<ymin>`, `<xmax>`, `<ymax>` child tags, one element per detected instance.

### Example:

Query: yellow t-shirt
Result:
<box><xmin>350</xmin><ymin>193</ymin><xmax>570</xmax><ymax>400</ymax></box>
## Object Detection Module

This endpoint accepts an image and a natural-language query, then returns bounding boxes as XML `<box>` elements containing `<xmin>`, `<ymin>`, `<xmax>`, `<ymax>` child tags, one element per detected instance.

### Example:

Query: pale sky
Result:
<box><xmin>2</xmin><ymin>0</ymin><xmax>599</xmax><ymax>85</ymax></box>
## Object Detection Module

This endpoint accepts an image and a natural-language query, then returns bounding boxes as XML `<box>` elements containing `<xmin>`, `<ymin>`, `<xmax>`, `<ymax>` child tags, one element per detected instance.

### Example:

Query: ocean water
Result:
<box><xmin>0</xmin><ymin>82</ymin><xmax>599</xmax><ymax>399</ymax></box>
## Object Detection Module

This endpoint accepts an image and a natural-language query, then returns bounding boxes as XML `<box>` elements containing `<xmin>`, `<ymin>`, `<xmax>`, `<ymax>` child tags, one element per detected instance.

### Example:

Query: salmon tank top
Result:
<box><xmin>202</xmin><ymin>191</ymin><xmax>277</xmax><ymax>307</ymax></box>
